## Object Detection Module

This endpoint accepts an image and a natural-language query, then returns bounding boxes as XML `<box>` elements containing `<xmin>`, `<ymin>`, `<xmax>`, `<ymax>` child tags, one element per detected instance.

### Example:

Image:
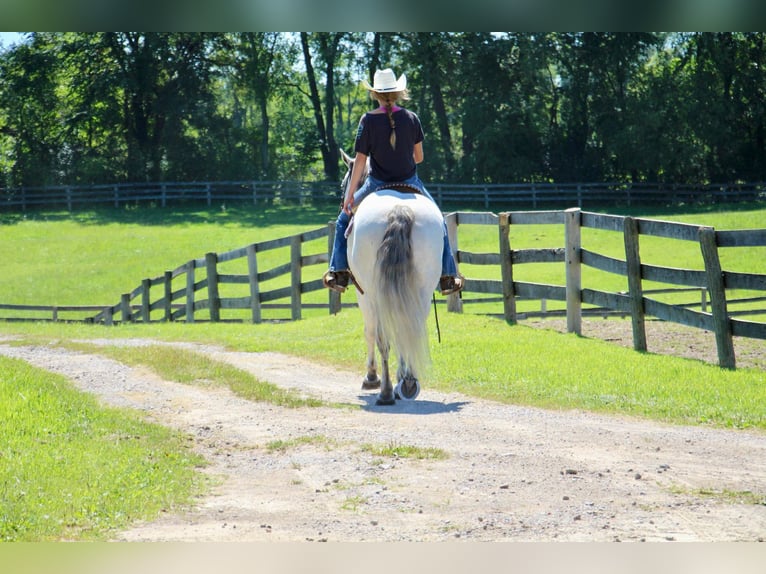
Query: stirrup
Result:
<box><xmin>439</xmin><ymin>273</ymin><xmax>464</xmax><ymax>296</ymax></box>
<box><xmin>323</xmin><ymin>270</ymin><xmax>350</xmax><ymax>293</ymax></box>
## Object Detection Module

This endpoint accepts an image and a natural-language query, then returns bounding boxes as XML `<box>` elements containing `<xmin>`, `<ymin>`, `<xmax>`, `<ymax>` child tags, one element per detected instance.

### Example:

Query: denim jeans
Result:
<box><xmin>329</xmin><ymin>175</ymin><xmax>458</xmax><ymax>277</ymax></box>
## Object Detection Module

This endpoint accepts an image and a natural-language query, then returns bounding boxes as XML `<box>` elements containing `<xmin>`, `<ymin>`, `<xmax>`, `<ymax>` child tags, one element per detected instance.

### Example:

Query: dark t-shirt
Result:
<box><xmin>354</xmin><ymin>108</ymin><xmax>425</xmax><ymax>182</ymax></box>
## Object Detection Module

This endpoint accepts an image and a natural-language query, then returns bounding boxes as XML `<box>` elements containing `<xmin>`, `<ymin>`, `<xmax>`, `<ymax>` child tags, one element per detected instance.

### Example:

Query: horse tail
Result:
<box><xmin>374</xmin><ymin>204</ymin><xmax>431</xmax><ymax>377</ymax></box>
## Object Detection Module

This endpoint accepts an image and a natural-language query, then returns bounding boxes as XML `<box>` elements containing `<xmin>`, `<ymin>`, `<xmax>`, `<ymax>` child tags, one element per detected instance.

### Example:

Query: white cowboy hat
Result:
<box><xmin>361</xmin><ymin>68</ymin><xmax>407</xmax><ymax>93</ymax></box>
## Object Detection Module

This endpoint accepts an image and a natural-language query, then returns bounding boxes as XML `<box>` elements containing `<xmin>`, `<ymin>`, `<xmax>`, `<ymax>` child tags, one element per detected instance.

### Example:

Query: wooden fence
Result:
<box><xmin>2</xmin><ymin>208</ymin><xmax>765</xmax><ymax>369</ymax></box>
<box><xmin>2</xmin><ymin>180</ymin><xmax>766</xmax><ymax>212</ymax></box>
<box><xmin>443</xmin><ymin>208</ymin><xmax>766</xmax><ymax>369</ymax></box>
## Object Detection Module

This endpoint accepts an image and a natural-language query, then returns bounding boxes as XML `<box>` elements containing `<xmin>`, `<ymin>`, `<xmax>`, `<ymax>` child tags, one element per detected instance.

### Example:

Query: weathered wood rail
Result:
<box><xmin>2</xmin><ymin>208</ymin><xmax>764</xmax><ymax>369</ymax></box>
<box><xmin>444</xmin><ymin>208</ymin><xmax>766</xmax><ymax>369</ymax></box>
<box><xmin>86</xmin><ymin>225</ymin><xmax>335</xmax><ymax>326</ymax></box>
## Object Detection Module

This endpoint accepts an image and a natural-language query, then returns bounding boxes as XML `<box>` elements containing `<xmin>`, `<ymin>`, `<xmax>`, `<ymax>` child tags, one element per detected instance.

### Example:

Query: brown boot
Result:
<box><xmin>323</xmin><ymin>270</ymin><xmax>351</xmax><ymax>293</ymax></box>
<box><xmin>439</xmin><ymin>274</ymin><xmax>464</xmax><ymax>296</ymax></box>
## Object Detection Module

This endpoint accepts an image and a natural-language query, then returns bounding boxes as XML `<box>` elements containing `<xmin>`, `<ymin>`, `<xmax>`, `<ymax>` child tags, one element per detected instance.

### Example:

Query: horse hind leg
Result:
<box><xmin>375</xmin><ymin>334</ymin><xmax>396</xmax><ymax>406</ymax></box>
<box><xmin>361</xmin><ymin>314</ymin><xmax>381</xmax><ymax>390</ymax></box>
<box><xmin>394</xmin><ymin>359</ymin><xmax>421</xmax><ymax>401</ymax></box>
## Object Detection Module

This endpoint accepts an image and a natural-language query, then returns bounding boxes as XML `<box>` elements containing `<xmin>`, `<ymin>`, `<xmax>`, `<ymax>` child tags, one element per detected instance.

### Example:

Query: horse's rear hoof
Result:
<box><xmin>376</xmin><ymin>396</ymin><xmax>396</xmax><ymax>406</ymax></box>
<box><xmin>395</xmin><ymin>378</ymin><xmax>420</xmax><ymax>401</ymax></box>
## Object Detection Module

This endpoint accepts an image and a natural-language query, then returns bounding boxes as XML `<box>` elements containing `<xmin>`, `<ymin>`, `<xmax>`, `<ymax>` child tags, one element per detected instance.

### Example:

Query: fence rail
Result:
<box><xmin>2</xmin><ymin>207</ymin><xmax>765</xmax><ymax>369</ymax></box>
<box><xmin>442</xmin><ymin>208</ymin><xmax>766</xmax><ymax>369</ymax></box>
<box><xmin>3</xmin><ymin>180</ymin><xmax>766</xmax><ymax>211</ymax></box>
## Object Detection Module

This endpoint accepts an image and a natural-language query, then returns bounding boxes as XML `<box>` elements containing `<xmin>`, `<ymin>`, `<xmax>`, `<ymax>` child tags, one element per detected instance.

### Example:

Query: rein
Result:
<box><xmin>432</xmin><ymin>293</ymin><xmax>441</xmax><ymax>344</ymax></box>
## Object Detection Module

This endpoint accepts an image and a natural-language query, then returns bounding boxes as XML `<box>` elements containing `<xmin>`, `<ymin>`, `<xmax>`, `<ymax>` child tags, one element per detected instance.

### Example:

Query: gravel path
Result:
<box><xmin>1</xmin><ymin>336</ymin><xmax>765</xmax><ymax>542</ymax></box>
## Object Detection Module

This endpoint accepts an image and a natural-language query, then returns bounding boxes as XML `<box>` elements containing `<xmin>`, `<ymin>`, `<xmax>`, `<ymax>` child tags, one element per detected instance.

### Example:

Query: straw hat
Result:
<box><xmin>361</xmin><ymin>68</ymin><xmax>407</xmax><ymax>93</ymax></box>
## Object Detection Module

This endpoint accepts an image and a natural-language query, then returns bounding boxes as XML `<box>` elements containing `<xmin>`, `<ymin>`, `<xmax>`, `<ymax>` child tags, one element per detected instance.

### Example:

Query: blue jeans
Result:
<box><xmin>329</xmin><ymin>175</ymin><xmax>458</xmax><ymax>277</ymax></box>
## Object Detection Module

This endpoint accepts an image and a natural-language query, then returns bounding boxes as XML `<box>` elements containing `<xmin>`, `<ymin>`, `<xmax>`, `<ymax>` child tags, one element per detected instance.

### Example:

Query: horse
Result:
<box><xmin>340</xmin><ymin>149</ymin><xmax>444</xmax><ymax>406</ymax></box>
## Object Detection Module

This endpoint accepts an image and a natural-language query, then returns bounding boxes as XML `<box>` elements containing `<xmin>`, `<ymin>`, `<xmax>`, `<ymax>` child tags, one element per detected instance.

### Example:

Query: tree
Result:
<box><xmin>226</xmin><ymin>33</ymin><xmax>292</xmax><ymax>179</ymax></box>
<box><xmin>0</xmin><ymin>33</ymin><xmax>61</xmax><ymax>187</ymax></box>
<box><xmin>3</xmin><ymin>32</ymin><xmax>766</xmax><ymax>190</ymax></box>
<box><xmin>300</xmin><ymin>32</ymin><xmax>345</xmax><ymax>181</ymax></box>
<box><xmin>400</xmin><ymin>33</ymin><xmax>457</xmax><ymax>182</ymax></box>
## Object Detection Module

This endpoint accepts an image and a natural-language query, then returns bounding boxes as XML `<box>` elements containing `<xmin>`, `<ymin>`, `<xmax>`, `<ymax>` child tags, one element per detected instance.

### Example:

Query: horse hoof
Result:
<box><xmin>375</xmin><ymin>396</ymin><xmax>396</xmax><ymax>406</ymax></box>
<box><xmin>361</xmin><ymin>377</ymin><xmax>381</xmax><ymax>391</ymax></box>
<box><xmin>395</xmin><ymin>378</ymin><xmax>420</xmax><ymax>401</ymax></box>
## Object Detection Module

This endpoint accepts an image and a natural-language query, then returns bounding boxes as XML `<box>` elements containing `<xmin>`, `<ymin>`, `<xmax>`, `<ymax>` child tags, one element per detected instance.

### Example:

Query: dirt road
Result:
<box><xmin>1</xmin><ymin>337</ymin><xmax>764</xmax><ymax>542</ymax></box>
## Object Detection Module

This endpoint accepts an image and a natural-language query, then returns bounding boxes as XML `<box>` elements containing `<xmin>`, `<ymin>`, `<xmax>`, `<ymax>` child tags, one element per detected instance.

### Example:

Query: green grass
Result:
<box><xmin>669</xmin><ymin>485</ymin><xmax>766</xmax><ymax>506</ymax></box>
<box><xmin>2</xmin><ymin>202</ymin><xmax>763</xmax><ymax>319</ymax></box>
<box><xmin>360</xmin><ymin>441</ymin><xmax>449</xmax><ymax>460</ymax></box>
<box><xmin>0</xmin><ymin>203</ymin><xmax>338</xmax><ymax>308</ymax></box>
<box><xmin>59</xmin><ymin>342</ymin><xmax>327</xmax><ymax>409</ymax></box>
<box><xmin>265</xmin><ymin>435</ymin><xmax>337</xmax><ymax>452</ymax></box>
<box><xmin>0</xmin><ymin>356</ymin><xmax>208</xmax><ymax>541</ymax></box>
<box><xmin>3</xmin><ymin>309</ymin><xmax>763</xmax><ymax>430</ymax></box>
<box><xmin>0</xmin><ymin>202</ymin><xmax>764</xmax><ymax>540</ymax></box>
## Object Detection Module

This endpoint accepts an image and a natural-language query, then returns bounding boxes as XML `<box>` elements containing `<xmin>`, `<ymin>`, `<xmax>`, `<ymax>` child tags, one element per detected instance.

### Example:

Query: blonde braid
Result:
<box><xmin>372</xmin><ymin>90</ymin><xmax>409</xmax><ymax>150</ymax></box>
<box><xmin>384</xmin><ymin>95</ymin><xmax>397</xmax><ymax>150</ymax></box>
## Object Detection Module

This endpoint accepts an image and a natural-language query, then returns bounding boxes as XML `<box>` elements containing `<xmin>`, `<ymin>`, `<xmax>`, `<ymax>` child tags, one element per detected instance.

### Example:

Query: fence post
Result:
<box><xmin>247</xmin><ymin>244</ymin><xmax>262</xmax><ymax>323</ymax></box>
<box><xmin>120</xmin><ymin>293</ymin><xmax>132</xmax><ymax>323</ymax></box>
<box><xmin>327</xmin><ymin>221</ymin><xmax>341</xmax><ymax>315</ymax></box>
<box><xmin>206</xmin><ymin>183</ymin><xmax>212</xmax><ymax>206</ymax></box>
<box><xmin>699</xmin><ymin>227</ymin><xmax>736</xmax><ymax>369</ymax></box>
<box><xmin>565</xmin><ymin>207</ymin><xmax>582</xmax><ymax>335</ymax></box>
<box><xmin>623</xmin><ymin>216</ymin><xmax>647</xmax><ymax>351</ymax></box>
<box><xmin>185</xmin><ymin>261</ymin><xmax>195</xmax><ymax>323</ymax></box>
<box><xmin>445</xmin><ymin>212</ymin><xmax>463</xmax><ymax>313</ymax></box>
<box><xmin>141</xmin><ymin>278</ymin><xmax>151</xmax><ymax>322</ymax></box>
<box><xmin>164</xmin><ymin>271</ymin><xmax>173</xmax><ymax>321</ymax></box>
<box><xmin>205</xmin><ymin>252</ymin><xmax>220</xmax><ymax>322</ymax></box>
<box><xmin>498</xmin><ymin>212</ymin><xmax>516</xmax><ymax>324</ymax></box>
<box><xmin>290</xmin><ymin>235</ymin><xmax>302</xmax><ymax>321</ymax></box>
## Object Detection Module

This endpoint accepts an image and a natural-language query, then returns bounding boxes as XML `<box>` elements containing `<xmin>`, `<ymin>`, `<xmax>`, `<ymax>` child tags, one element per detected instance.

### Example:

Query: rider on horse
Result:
<box><xmin>323</xmin><ymin>68</ymin><xmax>464</xmax><ymax>297</ymax></box>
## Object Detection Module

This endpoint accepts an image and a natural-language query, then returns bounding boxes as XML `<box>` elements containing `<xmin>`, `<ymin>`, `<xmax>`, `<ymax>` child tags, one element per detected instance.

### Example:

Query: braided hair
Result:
<box><xmin>372</xmin><ymin>89</ymin><xmax>410</xmax><ymax>150</ymax></box>
<box><xmin>381</xmin><ymin>93</ymin><xmax>398</xmax><ymax>150</ymax></box>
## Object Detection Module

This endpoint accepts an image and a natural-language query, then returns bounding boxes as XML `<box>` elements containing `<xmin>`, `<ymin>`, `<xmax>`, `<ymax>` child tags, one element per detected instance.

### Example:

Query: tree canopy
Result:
<box><xmin>1</xmin><ymin>32</ymin><xmax>765</xmax><ymax>188</ymax></box>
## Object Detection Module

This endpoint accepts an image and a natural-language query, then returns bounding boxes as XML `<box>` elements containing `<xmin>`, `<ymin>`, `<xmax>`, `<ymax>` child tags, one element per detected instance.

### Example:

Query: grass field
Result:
<box><xmin>2</xmin><ymin>201</ymin><xmax>764</xmax><ymax>312</ymax></box>
<box><xmin>0</xmin><ymin>355</ymin><xmax>208</xmax><ymax>541</ymax></box>
<box><xmin>0</xmin><ymin>200</ymin><xmax>764</xmax><ymax>541</ymax></box>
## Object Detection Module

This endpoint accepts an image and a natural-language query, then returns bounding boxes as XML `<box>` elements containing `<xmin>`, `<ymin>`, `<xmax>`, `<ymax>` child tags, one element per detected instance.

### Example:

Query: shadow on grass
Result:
<box><xmin>0</xmin><ymin>201</ymin><xmax>341</xmax><ymax>228</ymax></box>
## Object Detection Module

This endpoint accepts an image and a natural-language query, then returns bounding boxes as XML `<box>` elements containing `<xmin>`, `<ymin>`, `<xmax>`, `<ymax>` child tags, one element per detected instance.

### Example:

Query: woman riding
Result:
<box><xmin>323</xmin><ymin>68</ymin><xmax>464</xmax><ymax>296</ymax></box>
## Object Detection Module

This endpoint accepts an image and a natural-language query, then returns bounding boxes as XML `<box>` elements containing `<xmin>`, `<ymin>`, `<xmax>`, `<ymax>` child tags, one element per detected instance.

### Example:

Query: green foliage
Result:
<box><xmin>0</xmin><ymin>356</ymin><xmax>208</xmax><ymax>541</ymax></box>
<box><xmin>3</xmin><ymin>33</ymin><xmax>766</xmax><ymax>186</ymax></box>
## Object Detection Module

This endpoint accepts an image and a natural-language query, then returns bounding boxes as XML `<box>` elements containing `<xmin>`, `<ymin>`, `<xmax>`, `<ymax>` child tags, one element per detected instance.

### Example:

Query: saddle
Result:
<box><xmin>347</xmin><ymin>181</ymin><xmax>425</xmax><ymax>218</ymax></box>
<box><xmin>374</xmin><ymin>182</ymin><xmax>425</xmax><ymax>195</ymax></box>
